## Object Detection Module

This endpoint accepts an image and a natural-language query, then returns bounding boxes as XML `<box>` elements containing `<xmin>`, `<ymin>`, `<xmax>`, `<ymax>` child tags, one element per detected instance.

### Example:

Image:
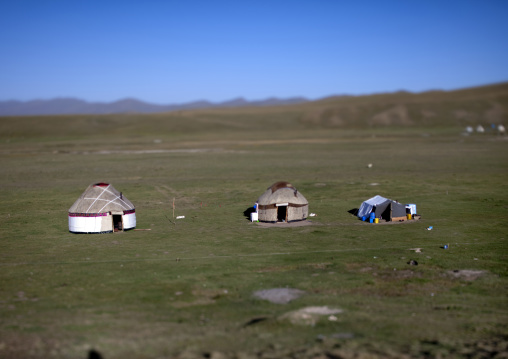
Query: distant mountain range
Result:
<box><xmin>0</xmin><ymin>96</ymin><xmax>309</xmax><ymax>116</ymax></box>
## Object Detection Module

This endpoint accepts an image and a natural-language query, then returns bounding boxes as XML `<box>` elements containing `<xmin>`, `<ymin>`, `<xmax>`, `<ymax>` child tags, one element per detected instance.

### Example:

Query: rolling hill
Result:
<box><xmin>0</xmin><ymin>96</ymin><xmax>308</xmax><ymax>116</ymax></box>
<box><xmin>0</xmin><ymin>82</ymin><xmax>506</xmax><ymax>134</ymax></box>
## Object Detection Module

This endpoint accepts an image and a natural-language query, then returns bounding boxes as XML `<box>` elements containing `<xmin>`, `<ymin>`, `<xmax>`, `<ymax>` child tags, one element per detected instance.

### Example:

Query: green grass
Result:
<box><xmin>0</xmin><ymin>109</ymin><xmax>507</xmax><ymax>358</ymax></box>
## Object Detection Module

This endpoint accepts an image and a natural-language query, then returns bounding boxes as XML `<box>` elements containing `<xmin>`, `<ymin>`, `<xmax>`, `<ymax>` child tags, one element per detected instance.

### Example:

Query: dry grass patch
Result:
<box><xmin>447</xmin><ymin>269</ymin><xmax>487</xmax><ymax>281</ymax></box>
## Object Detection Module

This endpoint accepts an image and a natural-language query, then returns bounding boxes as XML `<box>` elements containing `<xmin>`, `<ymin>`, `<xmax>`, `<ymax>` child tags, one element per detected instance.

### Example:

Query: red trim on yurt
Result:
<box><xmin>93</xmin><ymin>182</ymin><xmax>110</xmax><ymax>187</ymax></box>
<box><xmin>68</xmin><ymin>213</ymin><xmax>108</xmax><ymax>217</ymax></box>
<box><xmin>123</xmin><ymin>209</ymin><xmax>136</xmax><ymax>215</ymax></box>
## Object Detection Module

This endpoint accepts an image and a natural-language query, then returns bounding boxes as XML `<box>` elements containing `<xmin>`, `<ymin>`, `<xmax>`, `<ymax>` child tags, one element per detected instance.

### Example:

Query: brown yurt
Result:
<box><xmin>256</xmin><ymin>181</ymin><xmax>309</xmax><ymax>223</ymax></box>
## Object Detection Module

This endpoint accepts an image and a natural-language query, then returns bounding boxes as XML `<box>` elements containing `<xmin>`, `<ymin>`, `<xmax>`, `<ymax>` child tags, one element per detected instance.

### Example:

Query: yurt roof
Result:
<box><xmin>69</xmin><ymin>183</ymin><xmax>134</xmax><ymax>213</ymax></box>
<box><xmin>257</xmin><ymin>181</ymin><xmax>308</xmax><ymax>205</ymax></box>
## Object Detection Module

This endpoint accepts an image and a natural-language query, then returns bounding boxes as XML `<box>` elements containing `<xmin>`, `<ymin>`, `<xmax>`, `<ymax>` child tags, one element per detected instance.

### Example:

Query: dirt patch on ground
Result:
<box><xmin>170</xmin><ymin>335</ymin><xmax>508</xmax><ymax>359</ymax></box>
<box><xmin>256</xmin><ymin>265</ymin><xmax>297</xmax><ymax>273</ymax></box>
<box><xmin>170</xmin><ymin>288</ymin><xmax>229</xmax><ymax>308</ymax></box>
<box><xmin>253</xmin><ymin>288</ymin><xmax>305</xmax><ymax>304</ymax></box>
<box><xmin>357</xmin><ymin>217</ymin><xmax>422</xmax><ymax>225</ymax></box>
<box><xmin>279</xmin><ymin>306</ymin><xmax>343</xmax><ymax>326</ymax></box>
<box><xmin>447</xmin><ymin>269</ymin><xmax>487</xmax><ymax>281</ymax></box>
<box><xmin>256</xmin><ymin>262</ymin><xmax>331</xmax><ymax>273</ymax></box>
<box><xmin>255</xmin><ymin>220</ymin><xmax>314</xmax><ymax>228</ymax></box>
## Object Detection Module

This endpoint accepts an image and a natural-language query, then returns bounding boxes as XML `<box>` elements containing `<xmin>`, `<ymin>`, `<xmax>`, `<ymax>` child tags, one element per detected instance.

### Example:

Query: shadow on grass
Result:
<box><xmin>348</xmin><ymin>208</ymin><xmax>359</xmax><ymax>216</ymax></box>
<box><xmin>89</xmin><ymin>349</ymin><xmax>103</xmax><ymax>359</ymax></box>
<box><xmin>244</xmin><ymin>207</ymin><xmax>255</xmax><ymax>221</ymax></box>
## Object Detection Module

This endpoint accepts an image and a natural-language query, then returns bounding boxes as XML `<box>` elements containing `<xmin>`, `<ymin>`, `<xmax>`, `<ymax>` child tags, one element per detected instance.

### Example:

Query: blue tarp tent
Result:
<box><xmin>357</xmin><ymin>195</ymin><xmax>388</xmax><ymax>218</ymax></box>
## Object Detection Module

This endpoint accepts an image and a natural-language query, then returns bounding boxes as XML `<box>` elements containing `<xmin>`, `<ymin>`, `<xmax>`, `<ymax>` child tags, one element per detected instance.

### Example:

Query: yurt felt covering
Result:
<box><xmin>256</xmin><ymin>181</ymin><xmax>308</xmax><ymax>223</ymax></box>
<box><xmin>68</xmin><ymin>183</ymin><xmax>136</xmax><ymax>233</ymax></box>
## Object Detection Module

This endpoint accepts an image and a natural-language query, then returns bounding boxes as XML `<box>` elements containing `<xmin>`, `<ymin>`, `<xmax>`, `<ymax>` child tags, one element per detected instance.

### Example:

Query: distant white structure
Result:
<box><xmin>465</xmin><ymin>126</ymin><xmax>474</xmax><ymax>133</ymax></box>
<box><xmin>68</xmin><ymin>183</ymin><xmax>136</xmax><ymax>234</ymax></box>
<box><xmin>476</xmin><ymin>125</ymin><xmax>485</xmax><ymax>133</ymax></box>
<box><xmin>498</xmin><ymin>124</ymin><xmax>506</xmax><ymax>134</ymax></box>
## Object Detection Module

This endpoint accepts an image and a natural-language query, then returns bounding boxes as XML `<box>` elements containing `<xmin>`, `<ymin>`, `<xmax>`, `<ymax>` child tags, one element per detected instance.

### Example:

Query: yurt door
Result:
<box><xmin>112</xmin><ymin>215</ymin><xmax>123</xmax><ymax>232</ymax></box>
<box><xmin>277</xmin><ymin>204</ymin><xmax>288</xmax><ymax>222</ymax></box>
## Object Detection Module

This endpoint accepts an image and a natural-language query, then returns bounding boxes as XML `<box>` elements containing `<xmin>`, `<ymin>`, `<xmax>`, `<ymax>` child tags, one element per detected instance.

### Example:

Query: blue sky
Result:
<box><xmin>1</xmin><ymin>0</ymin><xmax>507</xmax><ymax>104</ymax></box>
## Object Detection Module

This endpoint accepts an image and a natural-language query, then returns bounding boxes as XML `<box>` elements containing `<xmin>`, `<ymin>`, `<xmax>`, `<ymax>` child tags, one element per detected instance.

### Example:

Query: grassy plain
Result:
<box><xmin>0</xmin><ymin>97</ymin><xmax>507</xmax><ymax>358</ymax></box>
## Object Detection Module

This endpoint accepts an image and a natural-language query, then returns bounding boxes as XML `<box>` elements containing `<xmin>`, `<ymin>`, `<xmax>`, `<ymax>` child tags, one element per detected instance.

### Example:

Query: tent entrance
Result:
<box><xmin>277</xmin><ymin>205</ymin><xmax>288</xmax><ymax>222</ymax></box>
<box><xmin>112</xmin><ymin>215</ymin><xmax>123</xmax><ymax>232</ymax></box>
<box><xmin>374</xmin><ymin>200</ymin><xmax>407</xmax><ymax>222</ymax></box>
<box><xmin>378</xmin><ymin>202</ymin><xmax>392</xmax><ymax>221</ymax></box>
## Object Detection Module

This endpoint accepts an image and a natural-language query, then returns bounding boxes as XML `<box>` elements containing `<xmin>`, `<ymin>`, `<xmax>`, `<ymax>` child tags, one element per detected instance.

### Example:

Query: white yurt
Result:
<box><xmin>68</xmin><ymin>183</ymin><xmax>136</xmax><ymax>234</ymax></box>
<box><xmin>255</xmin><ymin>181</ymin><xmax>308</xmax><ymax>223</ymax></box>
